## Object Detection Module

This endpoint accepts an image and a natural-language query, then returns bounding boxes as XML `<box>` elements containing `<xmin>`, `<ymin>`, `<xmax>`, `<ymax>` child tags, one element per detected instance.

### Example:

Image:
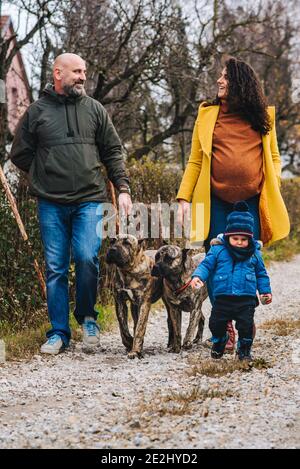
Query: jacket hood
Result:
<box><xmin>211</xmin><ymin>233</ymin><xmax>263</xmax><ymax>250</ymax></box>
<box><xmin>42</xmin><ymin>83</ymin><xmax>84</xmax><ymax>104</ymax></box>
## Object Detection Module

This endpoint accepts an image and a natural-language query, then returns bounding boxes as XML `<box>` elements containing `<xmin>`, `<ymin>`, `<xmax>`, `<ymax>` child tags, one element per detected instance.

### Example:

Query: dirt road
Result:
<box><xmin>0</xmin><ymin>256</ymin><xmax>299</xmax><ymax>449</ymax></box>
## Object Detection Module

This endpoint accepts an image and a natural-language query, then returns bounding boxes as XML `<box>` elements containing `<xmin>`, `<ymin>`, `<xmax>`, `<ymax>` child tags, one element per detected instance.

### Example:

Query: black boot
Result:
<box><xmin>211</xmin><ymin>334</ymin><xmax>229</xmax><ymax>359</ymax></box>
<box><xmin>237</xmin><ymin>338</ymin><xmax>253</xmax><ymax>361</ymax></box>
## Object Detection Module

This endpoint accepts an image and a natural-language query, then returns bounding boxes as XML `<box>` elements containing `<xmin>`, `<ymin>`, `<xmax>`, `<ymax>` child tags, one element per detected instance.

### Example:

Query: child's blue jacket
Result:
<box><xmin>192</xmin><ymin>235</ymin><xmax>271</xmax><ymax>297</ymax></box>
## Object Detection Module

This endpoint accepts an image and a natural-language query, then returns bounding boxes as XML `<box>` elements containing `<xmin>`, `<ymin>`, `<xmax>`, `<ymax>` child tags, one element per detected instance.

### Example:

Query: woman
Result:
<box><xmin>177</xmin><ymin>57</ymin><xmax>290</xmax><ymax>350</ymax></box>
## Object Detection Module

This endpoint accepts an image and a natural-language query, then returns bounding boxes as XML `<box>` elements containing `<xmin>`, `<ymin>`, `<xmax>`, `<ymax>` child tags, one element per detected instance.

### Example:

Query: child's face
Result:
<box><xmin>229</xmin><ymin>235</ymin><xmax>249</xmax><ymax>248</ymax></box>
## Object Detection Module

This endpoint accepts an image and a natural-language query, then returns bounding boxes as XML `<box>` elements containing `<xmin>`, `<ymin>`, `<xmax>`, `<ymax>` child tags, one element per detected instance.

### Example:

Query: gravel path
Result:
<box><xmin>0</xmin><ymin>256</ymin><xmax>299</xmax><ymax>449</ymax></box>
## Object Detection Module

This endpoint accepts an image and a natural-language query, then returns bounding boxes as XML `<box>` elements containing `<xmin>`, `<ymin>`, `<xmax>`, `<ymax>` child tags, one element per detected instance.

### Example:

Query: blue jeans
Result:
<box><xmin>37</xmin><ymin>198</ymin><xmax>102</xmax><ymax>345</ymax></box>
<box><xmin>204</xmin><ymin>193</ymin><xmax>260</xmax><ymax>305</ymax></box>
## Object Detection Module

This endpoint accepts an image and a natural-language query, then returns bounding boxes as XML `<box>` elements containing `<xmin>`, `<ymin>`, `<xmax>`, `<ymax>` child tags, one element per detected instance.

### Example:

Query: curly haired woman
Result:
<box><xmin>177</xmin><ymin>57</ymin><xmax>290</xmax><ymax>351</ymax></box>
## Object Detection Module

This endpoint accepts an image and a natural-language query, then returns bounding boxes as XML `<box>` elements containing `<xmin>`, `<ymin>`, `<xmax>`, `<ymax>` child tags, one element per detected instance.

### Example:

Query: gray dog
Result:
<box><xmin>151</xmin><ymin>245</ymin><xmax>208</xmax><ymax>353</ymax></box>
<box><xmin>106</xmin><ymin>234</ymin><xmax>162</xmax><ymax>359</ymax></box>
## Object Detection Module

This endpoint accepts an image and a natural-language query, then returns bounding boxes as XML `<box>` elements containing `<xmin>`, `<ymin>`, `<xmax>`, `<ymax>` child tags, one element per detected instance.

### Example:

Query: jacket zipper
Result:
<box><xmin>65</xmin><ymin>103</ymin><xmax>74</xmax><ymax>137</ymax></box>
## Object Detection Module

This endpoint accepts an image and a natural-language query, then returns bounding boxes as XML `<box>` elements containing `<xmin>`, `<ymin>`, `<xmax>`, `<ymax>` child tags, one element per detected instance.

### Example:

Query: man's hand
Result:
<box><xmin>260</xmin><ymin>293</ymin><xmax>272</xmax><ymax>305</ymax></box>
<box><xmin>118</xmin><ymin>192</ymin><xmax>132</xmax><ymax>216</ymax></box>
<box><xmin>177</xmin><ymin>199</ymin><xmax>190</xmax><ymax>227</ymax></box>
<box><xmin>190</xmin><ymin>277</ymin><xmax>204</xmax><ymax>290</ymax></box>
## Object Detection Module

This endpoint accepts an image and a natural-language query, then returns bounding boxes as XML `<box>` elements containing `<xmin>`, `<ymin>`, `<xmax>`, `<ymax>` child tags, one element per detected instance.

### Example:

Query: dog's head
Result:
<box><xmin>106</xmin><ymin>235</ymin><xmax>146</xmax><ymax>269</ymax></box>
<box><xmin>151</xmin><ymin>245</ymin><xmax>192</xmax><ymax>278</ymax></box>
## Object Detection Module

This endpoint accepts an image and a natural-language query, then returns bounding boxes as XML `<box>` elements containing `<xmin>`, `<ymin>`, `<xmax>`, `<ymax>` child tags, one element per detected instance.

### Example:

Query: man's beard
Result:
<box><xmin>62</xmin><ymin>82</ymin><xmax>86</xmax><ymax>97</ymax></box>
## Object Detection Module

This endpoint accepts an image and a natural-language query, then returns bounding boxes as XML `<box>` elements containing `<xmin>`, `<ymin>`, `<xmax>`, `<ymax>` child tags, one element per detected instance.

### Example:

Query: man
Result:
<box><xmin>10</xmin><ymin>53</ymin><xmax>132</xmax><ymax>354</ymax></box>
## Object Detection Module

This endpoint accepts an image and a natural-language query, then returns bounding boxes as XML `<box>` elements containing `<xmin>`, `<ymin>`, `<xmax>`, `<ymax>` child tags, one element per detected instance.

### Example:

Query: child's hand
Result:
<box><xmin>260</xmin><ymin>293</ymin><xmax>272</xmax><ymax>305</ymax></box>
<box><xmin>190</xmin><ymin>277</ymin><xmax>204</xmax><ymax>290</ymax></box>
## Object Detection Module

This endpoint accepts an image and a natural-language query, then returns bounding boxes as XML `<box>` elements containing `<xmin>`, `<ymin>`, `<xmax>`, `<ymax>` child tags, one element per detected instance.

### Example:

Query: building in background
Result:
<box><xmin>0</xmin><ymin>15</ymin><xmax>31</xmax><ymax>134</ymax></box>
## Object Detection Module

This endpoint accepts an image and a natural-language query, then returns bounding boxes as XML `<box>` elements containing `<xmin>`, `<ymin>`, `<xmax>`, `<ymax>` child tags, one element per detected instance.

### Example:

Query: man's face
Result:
<box><xmin>229</xmin><ymin>235</ymin><xmax>249</xmax><ymax>248</ymax></box>
<box><xmin>55</xmin><ymin>58</ymin><xmax>87</xmax><ymax>97</ymax></box>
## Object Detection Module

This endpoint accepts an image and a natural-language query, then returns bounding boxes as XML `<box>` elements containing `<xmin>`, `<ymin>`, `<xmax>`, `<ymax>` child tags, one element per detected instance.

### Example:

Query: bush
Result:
<box><xmin>281</xmin><ymin>178</ymin><xmax>300</xmax><ymax>236</ymax></box>
<box><xmin>0</xmin><ymin>181</ymin><xmax>46</xmax><ymax>327</ymax></box>
<box><xmin>128</xmin><ymin>157</ymin><xmax>182</xmax><ymax>204</ymax></box>
<box><xmin>264</xmin><ymin>178</ymin><xmax>300</xmax><ymax>262</ymax></box>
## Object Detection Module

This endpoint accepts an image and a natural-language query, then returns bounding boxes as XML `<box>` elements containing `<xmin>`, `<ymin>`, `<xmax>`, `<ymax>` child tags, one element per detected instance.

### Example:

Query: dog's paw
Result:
<box><xmin>192</xmin><ymin>337</ymin><xmax>202</xmax><ymax>344</ymax></box>
<box><xmin>167</xmin><ymin>346</ymin><xmax>181</xmax><ymax>354</ymax></box>
<box><xmin>182</xmin><ymin>341</ymin><xmax>193</xmax><ymax>350</ymax></box>
<box><xmin>127</xmin><ymin>351</ymin><xmax>142</xmax><ymax>359</ymax></box>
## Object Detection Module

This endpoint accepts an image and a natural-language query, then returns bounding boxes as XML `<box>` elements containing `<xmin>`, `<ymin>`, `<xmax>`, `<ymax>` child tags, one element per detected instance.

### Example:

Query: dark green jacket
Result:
<box><xmin>10</xmin><ymin>84</ymin><xmax>129</xmax><ymax>203</ymax></box>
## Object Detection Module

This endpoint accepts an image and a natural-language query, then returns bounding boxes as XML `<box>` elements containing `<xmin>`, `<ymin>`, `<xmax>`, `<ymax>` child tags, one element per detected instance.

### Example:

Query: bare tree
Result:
<box><xmin>0</xmin><ymin>0</ymin><xmax>60</xmax><ymax>165</ymax></box>
<box><xmin>128</xmin><ymin>0</ymin><xmax>292</xmax><ymax>161</ymax></box>
<box><xmin>213</xmin><ymin>0</ymin><xmax>300</xmax><ymax>173</ymax></box>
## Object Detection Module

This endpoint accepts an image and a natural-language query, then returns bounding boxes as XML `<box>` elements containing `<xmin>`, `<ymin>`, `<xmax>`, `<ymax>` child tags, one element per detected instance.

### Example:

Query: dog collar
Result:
<box><xmin>165</xmin><ymin>278</ymin><xmax>192</xmax><ymax>296</ymax></box>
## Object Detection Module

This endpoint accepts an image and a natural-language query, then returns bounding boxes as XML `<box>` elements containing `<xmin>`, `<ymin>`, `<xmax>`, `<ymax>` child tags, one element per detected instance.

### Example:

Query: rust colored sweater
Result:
<box><xmin>211</xmin><ymin>102</ymin><xmax>264</xmax><ymax>203</ymax></box>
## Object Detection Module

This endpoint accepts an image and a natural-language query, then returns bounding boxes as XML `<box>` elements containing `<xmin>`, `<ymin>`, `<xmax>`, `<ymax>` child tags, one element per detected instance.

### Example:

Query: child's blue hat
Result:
<box><xmin>225</xmin><ymin>201</ymin><xmax>254</xmax><ymax>237</ymax></box>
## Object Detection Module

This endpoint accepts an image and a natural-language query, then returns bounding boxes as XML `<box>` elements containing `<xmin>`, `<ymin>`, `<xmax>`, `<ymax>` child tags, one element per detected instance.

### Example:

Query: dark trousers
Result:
<box><xmin>209</xmin><ymin>295</ymin><xmax>256</xmax><ymax>341</ymax></box>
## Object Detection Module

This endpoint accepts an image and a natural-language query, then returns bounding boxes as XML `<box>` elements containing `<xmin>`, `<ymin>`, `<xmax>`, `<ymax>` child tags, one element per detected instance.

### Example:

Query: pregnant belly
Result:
<box><xmin>211</xmin><ymin>159</ymin><xmax>264</xmax><ymax>203</ymax></box>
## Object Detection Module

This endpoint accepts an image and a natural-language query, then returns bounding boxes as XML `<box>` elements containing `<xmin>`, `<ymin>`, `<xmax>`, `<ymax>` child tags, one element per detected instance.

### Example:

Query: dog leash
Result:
<box><xmin>174</xmin><ymin>278</ymin><xmax>193</xmax><ymax>295</ymax></box>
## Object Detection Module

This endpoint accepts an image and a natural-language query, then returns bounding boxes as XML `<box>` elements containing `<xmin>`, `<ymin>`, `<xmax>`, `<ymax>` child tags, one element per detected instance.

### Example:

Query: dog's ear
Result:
<box><xmin>182</xmin><ymin>248</ymin><xmax>193</xmax><ymax>269</ymax></box>
<box><xmin>137</xmin><ymin>238</ymin><xmax>147</xmax><ymax>250</ymax></box>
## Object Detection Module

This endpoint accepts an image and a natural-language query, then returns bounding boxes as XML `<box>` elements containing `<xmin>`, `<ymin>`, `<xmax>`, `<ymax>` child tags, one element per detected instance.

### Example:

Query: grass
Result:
<box><xmin>259</xmin><ymin>318</ymin><xmax>300</xmax><ymax>336</ymax></box>
<box><xmin>0</xmin><ymin>299</ymin><xmax>164</xmax><ymax>361</ymax></box>
<box><xmin>94</xmin><ymin>303</ymin><xmax>117</xmax><ymax>332</ymax></box>
<box><xmin>263</xmin><ymin>232</ymin><xmax>300</xmax><ymax>266</ymax></box>
<box><xmin>186</xmin><ymin>356</ymin><xmax>271</xmax><ymax>378</ymax></box>
<box><xmin>138</xmin><ymin>387</ymin><xmax>236</xmax><ymax>417</ymax></box>
<box><xmin>0</xmin><ymin>322</ymin><xmax>50</xmax><ymax>361</ymax></box>
<box><xmin>0</xmin><ymin>303</ymin><xmax>116</xmax><ymax>361</ymax></box>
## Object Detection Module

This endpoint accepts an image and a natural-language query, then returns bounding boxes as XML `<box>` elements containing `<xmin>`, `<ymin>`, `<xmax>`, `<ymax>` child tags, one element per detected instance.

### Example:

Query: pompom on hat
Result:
<box><xmin>224</xmin><ymin>201</ymin><xmax>254</xmax><ymax>238</ymax></box>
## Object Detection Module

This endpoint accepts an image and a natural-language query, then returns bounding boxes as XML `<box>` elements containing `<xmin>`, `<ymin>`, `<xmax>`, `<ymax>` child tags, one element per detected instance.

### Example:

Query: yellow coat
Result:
<box><xmin>176</xmin><ymin>104</ymin><xmax>290</xmax><ymax>246</ymax></box>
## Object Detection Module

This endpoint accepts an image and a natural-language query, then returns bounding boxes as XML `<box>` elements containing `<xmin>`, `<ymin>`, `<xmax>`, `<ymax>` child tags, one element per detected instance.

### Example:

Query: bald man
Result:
<box><xmin>10</xmin><ymin>53</ymin><xmax>132</xmax><ymax>355</ymax></box>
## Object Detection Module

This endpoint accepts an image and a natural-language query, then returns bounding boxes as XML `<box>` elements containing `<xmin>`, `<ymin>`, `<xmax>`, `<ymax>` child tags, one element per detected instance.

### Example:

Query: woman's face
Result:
<box><xmin>217</xmin><ymin>67</ymin><xmax>229</xmax><ymax>99</ymax></box>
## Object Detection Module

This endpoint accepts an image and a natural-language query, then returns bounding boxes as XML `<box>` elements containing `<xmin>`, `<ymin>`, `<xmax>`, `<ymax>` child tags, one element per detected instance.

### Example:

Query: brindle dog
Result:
<box><xmin>151</xmin><ymin>245</ymin><xmax>208</xmax><ymax>353</ymax></box>
<box><xmin>106</xmin><ymin>234</ymin><xmax>162</xmax><ymax>359</ymax></box>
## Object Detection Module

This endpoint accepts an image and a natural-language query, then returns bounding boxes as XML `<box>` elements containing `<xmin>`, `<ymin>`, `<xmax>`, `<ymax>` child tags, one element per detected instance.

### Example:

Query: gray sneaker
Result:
<box><xmin>40</xmin><ymin>334</ymin><xmax>64</xmax><ymax>355</ymax></box>
<box><xmin>82</xmin><ymin>317</ymin><xmax>100</xmax><ymax>347</ymax></box>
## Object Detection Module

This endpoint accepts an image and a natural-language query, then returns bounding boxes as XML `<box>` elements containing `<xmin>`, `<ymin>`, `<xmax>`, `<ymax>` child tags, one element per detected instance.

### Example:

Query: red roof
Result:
<box><xmin>0</xmin><ymin>15</ymin><xmax>10</xmax><ymax>28</ymax></box>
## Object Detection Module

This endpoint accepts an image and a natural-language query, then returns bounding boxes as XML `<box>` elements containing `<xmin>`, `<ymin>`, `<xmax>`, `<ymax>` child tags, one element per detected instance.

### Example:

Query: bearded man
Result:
<box><xmin>10</xmin><ymin>53</ymin><xmax>132</xmax><ymax>354</ymax></box>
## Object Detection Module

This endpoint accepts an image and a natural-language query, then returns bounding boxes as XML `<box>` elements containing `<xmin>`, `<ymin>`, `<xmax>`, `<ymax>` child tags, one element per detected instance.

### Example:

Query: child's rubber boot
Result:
<box><xmin>237</xmin><ymin>338</ymin><xmax>253</xmax><ymax>361</ymax></box>
<box><xmin>211</xmin><ymin>334</ymin><xmax>229</xmax><ymax>359</ymax></box>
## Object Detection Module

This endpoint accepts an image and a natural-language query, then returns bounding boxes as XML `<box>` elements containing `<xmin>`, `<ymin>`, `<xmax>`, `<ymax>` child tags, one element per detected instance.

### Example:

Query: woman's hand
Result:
<box><xmin>177</xmin><ymin>199</ymin><xmax>191</xmax><ymax>227</ymax></box>
<box><xmin>190</xmin><ymin>277</ymin><xmax>204</xmax><ymax>289</ymax></box>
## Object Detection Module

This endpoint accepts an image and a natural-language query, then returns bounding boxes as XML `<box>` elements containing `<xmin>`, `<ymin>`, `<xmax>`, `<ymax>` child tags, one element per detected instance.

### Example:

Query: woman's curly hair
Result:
<box><xmin>210</xmin><ymin>57</ymin><xmax>271</xmax><ymax>135</ymax></box>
